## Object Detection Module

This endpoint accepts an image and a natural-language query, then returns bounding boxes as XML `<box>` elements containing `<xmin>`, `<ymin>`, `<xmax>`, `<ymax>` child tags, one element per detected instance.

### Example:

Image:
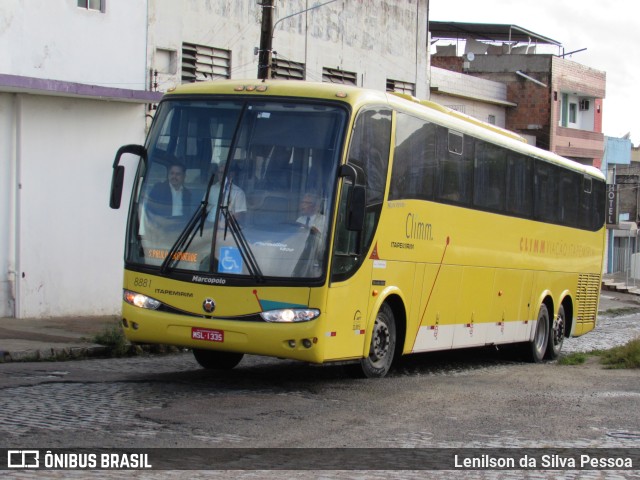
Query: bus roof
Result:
<box><xmin>164</xmin><ymin>79</ymin><xmax>605</xmax><ymax>181</ymax></box>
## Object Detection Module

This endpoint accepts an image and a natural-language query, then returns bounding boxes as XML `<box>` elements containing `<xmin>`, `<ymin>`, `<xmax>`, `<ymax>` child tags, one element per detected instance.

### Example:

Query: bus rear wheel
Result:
<box><xmin>529</xmin><ymin>304</ymin><xmax>550</xmax><ymax>363</ymax></box>
<box><xmin>545</xmin><ymin>305</ymin><xmax>565</xmax><ymax>360</ymax></box>
<box><xmin>192</xmin><ymin>349</ymin><xmax>244</xmax><ymax>370</ymax></box>
<box><xmin>360</xmin><ymin>303</ymin><xmax>396</xmax><ymax>378</ymax></box>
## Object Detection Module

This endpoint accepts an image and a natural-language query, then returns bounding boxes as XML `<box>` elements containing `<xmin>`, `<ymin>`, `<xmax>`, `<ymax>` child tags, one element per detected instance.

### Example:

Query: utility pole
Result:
<box><xmin>257</xmin><ymin>0</ymin><xmax>275</xmax><ymax>80</ymax></box>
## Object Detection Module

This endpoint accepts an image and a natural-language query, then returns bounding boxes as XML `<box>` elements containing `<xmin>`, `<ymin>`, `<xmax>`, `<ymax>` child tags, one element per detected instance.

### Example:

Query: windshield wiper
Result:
<box><xmin>219</xmin><ymin>206</ymin><xmax>264</xmax><ymax>282</ymax></box>
<box><xmin>160</xmin><ymin>173</ymin><xmax>217</xmax><ymax>274</ymax></box>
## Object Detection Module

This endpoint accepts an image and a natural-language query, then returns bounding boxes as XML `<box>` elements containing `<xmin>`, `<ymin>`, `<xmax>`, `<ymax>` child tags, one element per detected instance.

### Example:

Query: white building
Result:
<box><xmin>147</xmin><ymin>0</ymin><xmax>428</xmax><ymax>95</ymax></box>
<box><xmin>0</xmin><ymin>0</ymin><xmax>158</xmax><ymax>318</ymax></box>
<box><xmin>0</xmin><ymin>0</ymin><xmax>430</xmax><ymax>319</ymax></box>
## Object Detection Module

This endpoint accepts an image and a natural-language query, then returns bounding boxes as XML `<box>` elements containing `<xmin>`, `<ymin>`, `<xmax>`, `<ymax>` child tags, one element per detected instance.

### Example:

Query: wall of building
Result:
<box><xmin>0</xmin><ymin>0</ymin><xmax>147</xmax><ymax>89</ymax></box>
<box><xmin>462</xmin><ymin>55</ymin><xmax>554</xmax><ymax>150</ymax></box>
<box><xmin>0</xmin><ymin>95</ymin><xmax>15</xmax><ymax>317</ymax></box>
<box><xmin>0</xmin><ymin>0</ymin><xmax>151</xmax><ymax>318</ymax></box>
<box><xmin>148</xmin><ymin>0</ymin><xmax>429</xmax><ymax>97</ymax></box>
<box><xmin>429</xmin><ymin>67</ymin><xmax>509</xmax><ymax>128</ymax></box>
<box><xmin>1</xmin><ymin>93</ymin><xmax>145</xmax><ymax>318</ymax></box>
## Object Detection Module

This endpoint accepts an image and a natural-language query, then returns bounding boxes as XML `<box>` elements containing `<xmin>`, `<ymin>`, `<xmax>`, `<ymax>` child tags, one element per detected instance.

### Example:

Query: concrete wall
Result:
<box><xmin>148</xmin><ymin>0</ymin><xmax>429</xmax><ymax>97</ymax></box>
<box><xmin>1</xmin><ymin>94</ymin><xmax>145</xmax><ymax>318</ymax></box>
<box><xmin>0</xmin><ymin>95</ymin><xmax>15</xmax><ymax>317</ymax></box>
<box><xmin>0</xmin><ymin>0</ymin><xmax>147</xmax><ymax>88</ymax></box>
<box><xmin>0</xmin><ymin>1</ymin><xmax>153</xmax><ymax>318</ymax></box>
<box><xmin>430</xmin><ymin>67</ymin><xmax>508</xmax><ymax>128</ymax></box>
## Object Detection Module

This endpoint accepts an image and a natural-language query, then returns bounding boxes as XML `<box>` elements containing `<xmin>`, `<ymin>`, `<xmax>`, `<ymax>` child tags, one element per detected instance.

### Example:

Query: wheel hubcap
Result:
<box><xmin>371</xmin><ymin>320</ymin><xmax>390</xmax><ymax>362</ymax></box>
<box><xmin>553</xmin><ymin>315</ymin><xmax>565</xmax><ymax>346</ymax></box>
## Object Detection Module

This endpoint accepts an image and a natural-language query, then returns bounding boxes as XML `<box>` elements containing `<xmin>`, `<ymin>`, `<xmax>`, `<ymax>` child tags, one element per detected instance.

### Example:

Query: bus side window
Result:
<box><xmin>534</xmin><ymin>161</ymin><xmax>560</xmax><ymax>224</ymax></box>
<box><xmin>474</xmin><ymin>141</ymin><xmax>506</xmax><ymax>211</ymax></box>
<box><xmin>390</xmin><ymin>112</ymin><xmax>436</xmax><ymax>201</ymax></box>
<box><xmin>559</xmin><ymin>170</ymin><xmax>580</xmax><ymax>227</ymax></box>
<box><xmin>332</xmin><ymin>107</ymin><xmax>391</xmax><ymax>281</ymax></box>
<box><xmin>436</xmin><ymin>127</ymin><xmax>472</xmax><ymax>205</ymax></box>
<box><xmin>506</xmin><ymin>153</ymin><xmax>533</xmax><ymax>217</ymax></box>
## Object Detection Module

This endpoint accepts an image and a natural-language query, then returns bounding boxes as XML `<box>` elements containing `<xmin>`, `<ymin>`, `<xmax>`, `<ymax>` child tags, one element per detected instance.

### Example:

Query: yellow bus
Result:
<box><xmin>110</xmin><ymin>80</ymin><xmax>605</xmax><ymax>378</ymax></box>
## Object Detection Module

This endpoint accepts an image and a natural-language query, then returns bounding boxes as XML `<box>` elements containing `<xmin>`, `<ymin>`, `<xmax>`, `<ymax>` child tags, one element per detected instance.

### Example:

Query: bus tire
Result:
<box><xmin>529</xmin><ymin>304</ymin><xmax>550</xmax><ymax>363</ymax></box>
<box><xmin>545</xmin><ymin>304</ymin><xmax>565</xmax><ymax>360</ymax></box>
<box><xmin>192</xmin><ymin>349</ymin><xmax>244</xmax><ymax>370</ymax></box>
<box><xmin>360</xmin><ymin>303</ymin><xmax>396</xmax><ymax>378</ymax></box>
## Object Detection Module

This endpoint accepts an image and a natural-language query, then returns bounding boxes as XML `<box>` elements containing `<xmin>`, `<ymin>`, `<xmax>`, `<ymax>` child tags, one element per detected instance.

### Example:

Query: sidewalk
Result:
<box><xmin>602</xmin><ymin>272</ymin><xmax>640</xmax><ymax>295</ymax></box>
<box><xmin>0</xmin><ymin>315</ymin><xmax>121</xmax><ymax>362</ymax></box>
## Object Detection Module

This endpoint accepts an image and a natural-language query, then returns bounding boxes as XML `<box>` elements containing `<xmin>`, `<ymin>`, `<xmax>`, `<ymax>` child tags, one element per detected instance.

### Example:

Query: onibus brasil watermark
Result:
<box><xmin>7</xmin><ymin>450</ymin><xmax>151</xmax><ymax>470</ymax></box>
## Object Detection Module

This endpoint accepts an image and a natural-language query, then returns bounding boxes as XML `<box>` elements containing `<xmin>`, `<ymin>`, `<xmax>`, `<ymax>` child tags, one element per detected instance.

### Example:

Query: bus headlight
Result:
<box><xmin>123</xmin><ymin>290</ymin><xmax>161</xmax><ymax>310</ymax></box>
<box><xmin>260</xmin><ymin>308</ymin><xmax>320</xmax><ymax>323</ymax></box>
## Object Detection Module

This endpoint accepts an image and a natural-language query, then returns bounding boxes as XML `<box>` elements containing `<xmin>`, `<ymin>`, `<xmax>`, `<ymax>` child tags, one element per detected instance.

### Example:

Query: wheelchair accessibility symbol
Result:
<box><xmin>218</xmin><ymin>247</ymin><xmax>243</xmax><ymax>273</ymax></box>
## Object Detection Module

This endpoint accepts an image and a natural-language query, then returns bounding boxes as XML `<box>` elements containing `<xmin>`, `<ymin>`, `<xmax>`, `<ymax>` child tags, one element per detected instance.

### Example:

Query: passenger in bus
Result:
<box><xmin>146</xmin><ymin>162</ymin><xmax>192</xmax><ymax>218</ymax></box>
<box><xmin>296</xmin><ymin>193</ymin><xmax>325</xmax><ymax>235</ymax></box>
<box><xmin>207</xmin><ymin>163</ymin><xmax>247</xmax><ymax>225</ymax></box>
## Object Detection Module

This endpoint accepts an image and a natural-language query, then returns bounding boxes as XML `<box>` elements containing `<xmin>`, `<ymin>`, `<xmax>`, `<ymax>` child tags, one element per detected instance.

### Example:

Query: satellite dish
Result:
<box><xmin>465</xmin><ymin>52</ymin><xmax>475</xmax><ymax>61</ymax></box>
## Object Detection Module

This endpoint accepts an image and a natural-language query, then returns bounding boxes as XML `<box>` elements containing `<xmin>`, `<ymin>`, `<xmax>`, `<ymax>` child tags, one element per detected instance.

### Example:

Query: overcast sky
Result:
<box><xmin>429</xmin><ymin>0</ymin><xmax>640</xmax><ymax>145</ymax></box>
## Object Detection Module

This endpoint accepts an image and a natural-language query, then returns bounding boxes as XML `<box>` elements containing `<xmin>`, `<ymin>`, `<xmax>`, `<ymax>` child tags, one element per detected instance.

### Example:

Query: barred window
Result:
<box><xmin>322</xmin><ymin>67</ymin><xmax>357</xmax><ymax>86</ymax></box>
<box><xmin>77</xmin><ymin>0</ymin><xmax>105</xmax><ymax>12</ymax></box>
<box><xmin>182</xmin><ymin>43</ymin><xmax>231</xmax><ymax>83</ymax></box>
<box><xmin>271</xmin><ymin>58</ymin><xmax>305</xmax><ymax>80</ymax></box>
<box><xmin>386</xmin><ymin>79</ymin><xmax>416</xmax><ymax>96</ymax></box>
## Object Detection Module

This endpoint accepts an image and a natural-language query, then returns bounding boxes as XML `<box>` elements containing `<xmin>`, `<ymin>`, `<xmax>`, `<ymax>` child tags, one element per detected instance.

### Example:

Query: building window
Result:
<box><xmin>579</xmin><ymin>99</ymin><xmax>590</xmax><ymax>111</ymax></box>
<box><xmin>386</xmin><ymin>79</ymin><xmax>416</xmax><ymax>96</ymax></box>
<box><xmin>488</xmin><ymin>115</ymin><xmax>496</xmax><ymax>125</ymax></box>
<box><xmin>77</xmin><ymin>0</ymin><xmax>105</xmax><ymax>12</ymax></box>
<box><xmin>182</xmin><ymin>43</ymin><xmax>231</xmax><ymax>83</ymax></box>
<box><xmin>322</xmin><ymin>67</ymin><xmax>357</xmax><ymax>86</ymax></box>
<box><xmin>569</xmin><ymin>103</ymin><xmax>577</xmax><ymax>123</ymax></box>
<box><xmin>271</xmin><ymin>57</ymin><xmax>305</xmax><ymax>80</ymax></box>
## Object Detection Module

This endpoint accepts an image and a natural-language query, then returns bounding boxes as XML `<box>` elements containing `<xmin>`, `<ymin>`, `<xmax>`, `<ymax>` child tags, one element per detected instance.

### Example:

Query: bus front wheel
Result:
<box><xmin>529</xmin><ymin>304</ymin><xmax>550</xmax><ymax>363</ymax></box>
<box><xmin>360</xmin><ymin>303</ymin><xmax>396</xmax><ymax>378</ymax></box>
<box><xmin>545</xmin><ymin>305</ymin><xmax>565</xmax><ymax>359</ymax></box>
<box><xmin>192</xmin><ymin>349</ymin><xmax>244</xmax><ymax>370</ymax></box>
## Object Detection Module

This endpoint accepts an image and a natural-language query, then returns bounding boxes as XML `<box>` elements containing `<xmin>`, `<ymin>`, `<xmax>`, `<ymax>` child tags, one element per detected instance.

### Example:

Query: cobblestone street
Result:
<box><xmin>1</xmin><ymin>292</ymin><xmax>639</xmax><ymax>479</ymax></box>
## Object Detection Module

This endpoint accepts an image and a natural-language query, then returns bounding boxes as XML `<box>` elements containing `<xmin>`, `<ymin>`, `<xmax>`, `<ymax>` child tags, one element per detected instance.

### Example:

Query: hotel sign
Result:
<box><xmin>606</xmin><ymin>184</ymin><xmax>618</xmax><ymax>226</ymax></box>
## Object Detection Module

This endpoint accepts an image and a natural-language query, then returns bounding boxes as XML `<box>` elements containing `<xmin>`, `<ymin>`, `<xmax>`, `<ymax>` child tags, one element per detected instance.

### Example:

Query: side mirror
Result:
<box><xmin>109</xmin><ymin>144</ymin><xmax>146</xmax><ymax>209</ymax></box>
<box><xmin>109</xmin><ymin>165</ymin><xmax>126</xmax><ymax>209</ymax></box>
<box><xmin>339</xmin><ymin>163</ymin><xmax>366</xmax><ymax>232</ymax></box>
<box><xmin>347</xmin><ymin>185</ymin><xmax>366</xmax><ymax>231</ymax></box>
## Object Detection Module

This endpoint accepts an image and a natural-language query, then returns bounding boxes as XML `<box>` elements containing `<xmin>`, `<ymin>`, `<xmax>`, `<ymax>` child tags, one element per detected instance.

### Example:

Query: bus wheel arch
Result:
<box><xmin>359</xmin><ymin>296</ymin><xmax>406</xmax><ymax>378</ymax></box>
<box><xmin>384</xmin><ymin>294</ymin><xmax>406</xmax><ymax>359</ymax></box>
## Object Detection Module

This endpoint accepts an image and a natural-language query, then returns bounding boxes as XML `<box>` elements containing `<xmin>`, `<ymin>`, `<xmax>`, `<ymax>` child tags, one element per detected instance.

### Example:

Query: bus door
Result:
<box><xmin>325</xmin><ymin>108</ymin><xmax>392</xmax><ymax>361</ymax></box>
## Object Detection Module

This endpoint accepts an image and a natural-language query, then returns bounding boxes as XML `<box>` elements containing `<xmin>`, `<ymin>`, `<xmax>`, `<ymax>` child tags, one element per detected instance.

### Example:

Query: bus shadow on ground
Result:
<box><xmin>141</xmin><ymin>345</ymin><xmax>530</xmax><ymax>390</ymax></box>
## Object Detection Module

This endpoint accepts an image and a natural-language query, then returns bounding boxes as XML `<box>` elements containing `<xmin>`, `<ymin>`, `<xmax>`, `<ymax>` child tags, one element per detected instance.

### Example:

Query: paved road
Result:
<box><xmin>1</xmin><ymin>293</ymin><xmax>639</xmax><ymax>479</ymax></box>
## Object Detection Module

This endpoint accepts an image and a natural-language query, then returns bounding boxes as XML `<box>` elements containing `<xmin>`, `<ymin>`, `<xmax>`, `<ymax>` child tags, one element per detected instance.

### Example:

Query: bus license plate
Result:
<box><xmin>192</xmin><ymin>327</ymin><xmax>224</xmax><ymax>343</ymax></box>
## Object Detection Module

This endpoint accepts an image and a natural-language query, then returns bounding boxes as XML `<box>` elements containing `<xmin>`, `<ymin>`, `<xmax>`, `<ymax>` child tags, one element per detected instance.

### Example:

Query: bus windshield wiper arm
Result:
<box><xmin>219</xmin><ymin>206</ymin><xmax>264</xmax><ymax>282</ymax></box>
<box><xmin>160</xmin><ymin>173</ymin><xmax>217</xmax><ymax>274</ymax></box>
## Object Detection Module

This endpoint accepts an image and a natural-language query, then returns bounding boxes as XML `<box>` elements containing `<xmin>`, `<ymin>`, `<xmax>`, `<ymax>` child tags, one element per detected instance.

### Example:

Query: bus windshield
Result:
<box><xmin>126</xmin><ymin>98</ymin><xmax>347</xmax><ymax>281</ymax></box>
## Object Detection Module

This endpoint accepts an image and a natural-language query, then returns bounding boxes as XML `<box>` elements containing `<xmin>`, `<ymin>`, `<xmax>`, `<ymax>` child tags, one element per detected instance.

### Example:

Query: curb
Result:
<box><xmin>0</xmin><ymin>345</ymin><xmax>110</xmax><ymax>363</ymax></box>
<box><xmin>0</xmin><ymin>343</ymin><xmax>184</xmax><ymax>363</ymax></box>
